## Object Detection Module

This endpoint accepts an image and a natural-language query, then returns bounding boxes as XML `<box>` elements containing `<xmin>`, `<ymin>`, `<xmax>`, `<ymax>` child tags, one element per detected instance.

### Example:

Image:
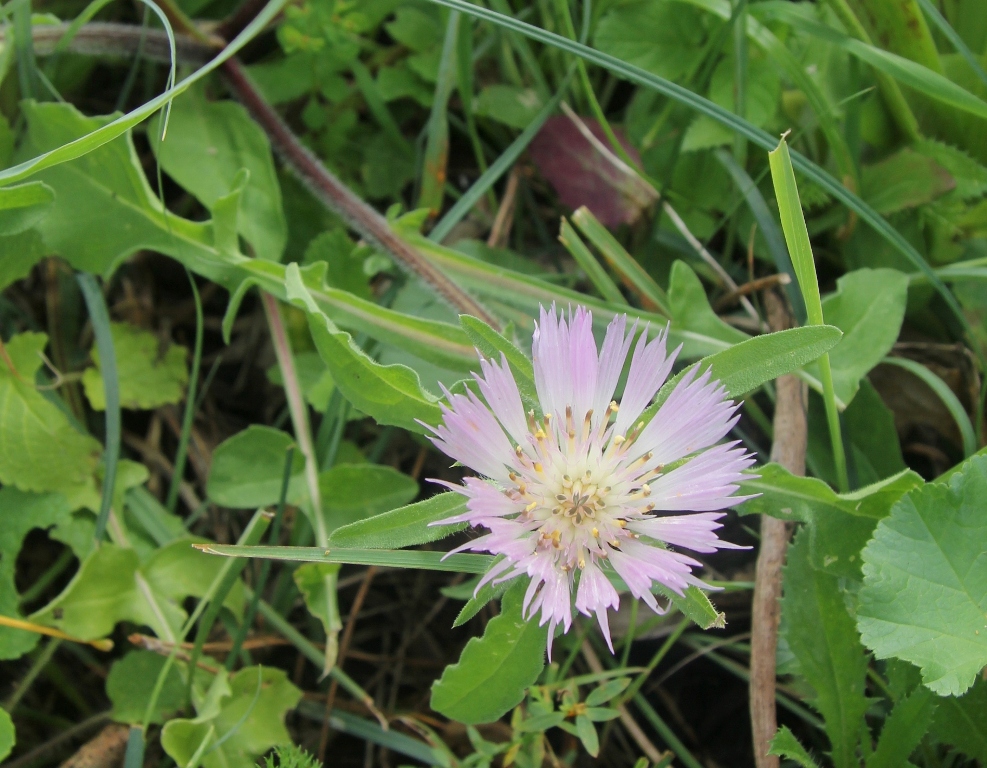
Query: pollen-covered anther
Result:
<box><xmin>612</xmin><ymin>434</ymin><xmax>626</xmax><ymax>446</ymax></box>
<box><xmin>591</xmin><ymin>527</ymin><xmax>599</xmax><ymax>538</ymax></box>
<box><xmin>642</xmin><ymin>483</ymin><xmax>652</xmax><ymax>497</ymax></box>
<box><xmin>525</xmin><ymin>501</ymin><xmax>538</xmax><ymax>513</ymax></box>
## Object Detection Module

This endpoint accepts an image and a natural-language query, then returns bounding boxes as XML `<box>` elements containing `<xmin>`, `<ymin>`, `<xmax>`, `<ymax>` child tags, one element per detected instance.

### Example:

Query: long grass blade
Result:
<box><xmin>195</xmin><ymin>544</ymin><xmax>495</xmax><ymax>573</ymax></box>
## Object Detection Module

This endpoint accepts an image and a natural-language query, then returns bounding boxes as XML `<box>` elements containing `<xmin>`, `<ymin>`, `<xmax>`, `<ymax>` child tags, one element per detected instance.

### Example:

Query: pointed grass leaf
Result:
<box><xmin>82</xmin><ymin>322</ymin><xmax>189</xmax><ymax>410</ymax></box>
<box><xmin>782</xmin><ymin>532</ymin><xmax>868</xmax><ymax>768</ymax></box>
<box><xmin>0</xmin><ymin>332</ymin><xmax>101</xmax><ymax>496</ymax></box>
<box><xmin>285</xmin><ymin>263</ymin><xmax>443</xmax><ymax>432</ymax></box>
<box><xmin>858</xmin><ymin>455</ymin><xmax>987</xmax><ymax>696</ymax></box>
<box><xmin>326</xmin><ymin>491</ymin><xmax>466</xmax><ymax>549</ymax></box>
<box><xmin>431</xmin><ymin>583</ymin><xmax>547</xmax><ymax>724</ymax></box>
<box><xmin>207</xmin><ymin>426</ymin><xmax>307</xmax><ymax>509</ymax></box>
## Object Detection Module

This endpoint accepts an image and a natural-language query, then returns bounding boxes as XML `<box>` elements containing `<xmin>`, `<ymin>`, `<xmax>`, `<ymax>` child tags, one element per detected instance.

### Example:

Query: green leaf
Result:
<box><xmin>781</xmin><ymin>531</ymin><xmax>868</xmax><ymax>768</ymax></box>
<box><xmin>293</xmin><ymin>562</ymin><xmax>341</xmax><ymax>671</ymax></box>
<box><xmin>585</xmin><ymin>678</ymin><xmax>630</xmax><ymax>707</ymax></box>
<box><xmin>0</xmin><ymin>229</ymin><xmax>46</xmax><ymax>292</ymax></box>
<box><xmin>107</xmin><ymin>651</ymin><xmax>186</xmax><ymax>724</ymax></box>
<box><xmin>858</xmin><ymin>455</ymin><xmax>987</xmax><ymax>696</ymax></box>
<box><xmin>664</xmin><ymin>585</ymin><xmax>724</xmax><ymax>630</ymax></box>
<box><xmin>473</xmin><ymin>85</ymin><xmax>544</xmax><ymax>129</ymax></box>
<box><xmin>284</xmin><ymin>263</ymin><xmax>443</xmax><ymax>432</ymax></box>
<box><xmin>575</xmin><ymin>714</ymin><xmax>599</xmax><ymax>756</ymax></box>
<box><xmin>861</xmin><ymin>149</ymin><xmax>956</xmax><ymax>214</ymax></box>
<box><xmin>0</xmin><ymin>489</ymin><xmax>73</xmax><ymax>659</ymax></box>
<box><xmin>453</xmin><ymin>572</ymin><xmax>510</xmax><ymax>628</ymax></box>
<box><xmin>161</xmin><ymin>666</ymin><xmax>302</xmax><ymax>768</ymax></box>
<box><xmin>805</xmin><ymin>269</ymin><xmax>909</xmax><ymax>406</ymax></box>
<box><xmin>459</xmin><ymin>315</ymin><xmax>537</xmax><ymax>407</ymax></box>
<box><xmin>207</xmin><ymin>425</ymin><xmax>307</xmax><ymax>508</ymax></box>
<box><xmin>0</xmin><ymin>708</ymin><xmax>14</xmax><ymax>763</ymax></box>
<box><xmin>866</xmin><ymin>686</ymin><xmax>936</xmax><ymax>768</ymax></box>
<box><xmin>0</xmin><ymin>180</ymin><xmax>54</xmax><ymax>235</ymax></box>
<box><xmin>595</xmin><ymin>1</ymin><xmax>712</xmax><ymax>82</ymax></box>
<box><xmin>150</xmin><ymin>86</ymin><xmax>287</xmax><ymax>261</ymax></box>
<box><xmin>768</xmin><ymin>726</ymin><xmax>821</xmax><ymax>768</ymax></box>
<box><xmin>319</xmin><ymin>464</ymin><xmax>418</xmax><ymax>533</ymax></box>
<box><xmin>327</xmin><ymin>491</ymin><xmax>467</xmax><ymax>549</ymax></box>
<box><xmin>81</xmin><ymin>322</ymin><xmax>188</xmax><ymax>410</ymax></box>
<box><xmin>930</xmin><ymin>676</ymin><xmax>987</xmax><ymax>761</ymax></box>
<box><xmin>668</xmin><ymin>261</ymin><xmax>749</xmax><ymax>357</ymax></box>
<box><xmin>431</xmin><ymin>583</ymin><xmax>547</xmax><ymax>724</ymax></box>
<box><xmin>30</xmin><ymin>539</ymin><xmax>244</xmax><ymax>641</ymax></box>
<box><xmin>0</xmin><ymin>332</ymin><xmax>101</xmax><ymax>496</ymax></box>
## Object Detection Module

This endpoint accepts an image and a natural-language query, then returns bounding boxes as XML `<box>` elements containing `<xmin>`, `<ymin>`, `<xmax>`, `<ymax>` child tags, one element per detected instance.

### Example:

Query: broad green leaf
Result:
<box><xmin>807</xmin><ymin>380</ymin><xmax>906</xmax><ymax>489</ymax></box>
<box><xmin>930</xmin><ymin>677</ymin><xmax>987</xmax><ymax>761</ymax></box>
<box><xmin>858</xmin><ymin>455</ymin><xmax>987</xmax><ymax>695</ymax></box>
<box><xmin>0</xmin><ymin>229</ymin><xmax>46</xmax><ymax>292</ymax></box>
<box><xmin>768</xmin><ymin>726</ymin><xmax>821</xmax><ymax>768</ymax></box>
<box><xmin>0</xmin><ymin>709</ymin><xmax>13</xmax><ymax>763</ymax></box>
<box><xmin>575</xmin><ymin>714</ymin><xmax>599</xmax><ymax>756</ymax></box>
<box><xmin>453</xmin><ymin>571</ymin><xmax>510</xmax><ymax>628</ymax></box>
<box><xmin>107</xmin><ymin>651</ymin><xmax>186</xmax><ymax>724</ymax></box>
<box><xmin>866</xmin><ymin>686</ymin><xmax>936</xmax><ymax>768</ymax></box>
<box><xmin>207</xmin><ymin>425</ymin><xmax>307</xmax><ymax>508</ymax></box>
<box><xmin>861</xmin><ymin>149</ymin><xmax>956</xmax><ymax>214</ymax></box>
<box><xmin>319</xmin><ymin>464</ymin><xmax>418</xmax><ymax>533</ymax></box>
<box><xmin>473</xmin><ymin>84</ymin><xmax>544</xmax><ymax>129</ymax></box>
<box><xmin>663</xmin><ymin>585</ymin><xmax>724</xmax><ymax>630</ymax></box>
<box><xmin>431</xmin><ymin>583</ymin><xmax>547</xmax><ymax>724</ymax></box>
<box><xmin>805</xmin><ymin>269</ymin><xmax>909</xmax><ymax>405</ymax></box>
<box><xmin>284</xmin><ymin>263</ymin><xmax>443</xmax><ymax>432</ymax></box>
<box><xmin>150</xmin><ymin>86</ymin><xmax>287</xmax><ymax>261</ymax></box>
<box><xmin>0</xmin><ymin>180</ymin><xmax>53</xmax><ymax>235</ymax></box>
<box><xmin>31</xmin><ymin>539</ymin><xmax>244</xmax><ymax>641</ymax></box>
<box><xmin>781</xmin><ymin>532</ymin><xmax>868</xmax><ymax>768</ymax></box>
<box><xmin>81</xmin><ymin>322</ymin><xmax>188</xmax><ymax>410</ymax></box>
<box><xmin>0</xmin><ymin>332</ymin><xmax>101</xmax><ymax>496</ymax></box>
<box><xmin>0</xmin><ymin>489</ymin><xmax>73</xmax><ymax>659</ymax></box>
<box><xmin>293</xmin><ymin>562</ymin><xmax>341</xmax><ymax>672</ymax></box>
<box><xmin>667</xmin><ymin>261</ymin><xmax>749</xmax><ymax>356</ymax></box>
<box><xmin>327</xmin><ymin>491</ymin><xmax>466</xmax><ymax>549</ymax></box>
<box><xmin>161</xmin><ymin>666</ymin><xmax>301</xmax><ymax>768</ymax></box>
<box><xmin>594</xmin><ymin>1</ymin><xmax>712</xmax><ymax>82</ymax></box>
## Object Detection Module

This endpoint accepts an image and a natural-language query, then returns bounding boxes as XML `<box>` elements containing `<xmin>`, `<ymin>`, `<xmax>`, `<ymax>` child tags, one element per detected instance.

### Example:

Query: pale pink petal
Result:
<box><xmin>614</xmin><ymin>328</ymin><xmax>676</xmax><ymax>436</ymax></box>
<box><xmin>567</xmin><ymin>306</ymin><xmax>599</xmax><ymax>419</ymax></box>
<box><xmin>593</xmin><ymin>314</ymin><xmax>634</xmax><ymax>419</ymax></box>
<box><xmin>628</xmin><ymin>512</ymin><xmax>747</xmax><ymax>553</ymax></box>
<box><xmin>476</xmin><ymin>355</ymin><xmax>529</xmax><ymax>446</ymax></box>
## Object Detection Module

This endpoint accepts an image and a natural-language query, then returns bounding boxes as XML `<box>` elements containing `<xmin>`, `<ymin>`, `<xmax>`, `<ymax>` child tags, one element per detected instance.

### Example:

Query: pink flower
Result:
<box><xmin>427</xmin><ymin>306</ymin><xmax>754</xmax><ymax>656</ymax></box>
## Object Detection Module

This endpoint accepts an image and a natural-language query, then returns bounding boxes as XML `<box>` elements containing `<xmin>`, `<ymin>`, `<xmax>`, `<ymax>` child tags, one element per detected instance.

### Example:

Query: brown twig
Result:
<box><xmin>749</xmin><ymin>290</ymin><xmax>806</xmax><ymax>768</ymax></box>
<box><xmin>486</xmin><ymin>166</ymin><xmax>521</xmax><ymax>249</ymax></box>
<box><xmin>221</xmin><ymin>58</ymin><xmax>501</xmax><ymax>328</ymax></box>
<box><xmin>56</xmin><ymin>724</ymin><xmax>129</xmax><ymax>768</ymax></box>
<box><xmin>713</xmin><ymin>273</ymin><xmax>791</xmax><ymax>312</ymax></box>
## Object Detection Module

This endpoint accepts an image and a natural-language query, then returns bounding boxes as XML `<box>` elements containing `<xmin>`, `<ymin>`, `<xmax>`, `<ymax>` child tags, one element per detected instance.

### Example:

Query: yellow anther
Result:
<box><xmin>534</xmin><ymin>429</ymin><xmax>547</xmax><ymax>440</ymax></box>
<box><xmin>609</xmin><ymin>401</ymin><xmax>619</xmax><ymax>412</ymax></box>
<box><xmin>613</xmin><ymin>435</ymin><xmax>626</xmax><ymax>445</ymax></box>
<box><xmin>525</xmin><ymin>501</ymin><xmax>538</xmax><ymax>513</ymax></box>
<box><xmin>533</xmin><ymin>462</ymin><xmax>544</xmax><ymax>473</ymax></box>
<box><xmin>591</xmin><ymin>527</ymin><xmax>599</xmax><ymax>538</ymax></box>
<box><xmin>551</xmin><ymin>530</ymin><xmax>561</xmax><ymax>541</ymax></box>
<box><xmin>617</xmin><ymin>519</ymin><xmax>627</xmax><ymax>528</ymax></box>
<box><xmin>578</xmin><ymin>557</ymin><xmax>586</xmax><ymax>569</ymax></box>
<box><xmin>642</xmin><ymin>483</ymin><xmax>652</xmax><ymax>497</ymax></box>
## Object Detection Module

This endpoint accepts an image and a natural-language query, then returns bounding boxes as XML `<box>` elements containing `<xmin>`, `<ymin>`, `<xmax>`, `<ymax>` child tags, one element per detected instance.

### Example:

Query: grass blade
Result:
<box><xmin>194</xmin><ymin>544</ymin><xmax>495</xmax><ymax>573</ymax></box>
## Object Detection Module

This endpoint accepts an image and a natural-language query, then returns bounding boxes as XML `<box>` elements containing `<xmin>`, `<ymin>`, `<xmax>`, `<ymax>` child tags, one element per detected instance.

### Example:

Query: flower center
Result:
<box><xmin>554</xmin><ymin>472</ymin><xmax>607</xmax><ymax>525</ymax></box>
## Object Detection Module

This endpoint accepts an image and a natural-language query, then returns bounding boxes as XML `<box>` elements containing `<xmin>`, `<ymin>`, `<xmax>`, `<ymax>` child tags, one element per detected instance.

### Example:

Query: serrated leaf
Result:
<box><xmin>0</xmin><ymin>488</ymin><xmax>73</xmax><ymax>659</ymax></box>
<box><xmin>805</xmin><ymin>269</ymin><xmax>908</xmax><ymax>406</ymax></box>
<box><xmin>858</xmin><ymin>454</ymin><xmax>987</xmax><ymax>696</ymax></box>
<box><xmin>782</xmin><ymin>531</ymin><xmax>868</xmax><ymax>768</ymax></box>
<box><xmin>150</xmin><ymin>86</ymin><xmax>287</xmax><ymax>261</ymax></box>
<box><xmin>30</xmin><ymin>539</ymin><xmax>244</xmax><ymax>641</ymax></box>
<box><xmin>768</xmin><ymin>726</ymin><xmax>821</xmax><ymax>768</ymax></box>
<box><xmin>161</xmin><ymin>666</ymin><xmax>301</xmax><ymax>768</ymax></box>
<box><xmin>866</xmin><ymin>686</ymin><xmax>936</xmax><ymax>768</ymax></box>
<box><xmin>0</xmin><ymin>332</ymin><xmax>101</xmax><ymax>495</ymax></box>
<box><xmin>285</xmin><ymin>263</ymin><xmax>443</xmax><ymax>432</ymax></box>
<box><xmin>81</xmin><ymin>322</ymin><xmax>188</xmax><ymax>411</ymax></box>
<box><xmin>930</xmin><ymin>676</ymin><xmax>987</xmax><ymax>761</ymax></box>
<box><xmin>207</xmin><ymin>425</ymin><xmax>307</xmax><ymax>509</ymax></box>
<box><xmin>431</xmin><ymin>583</ymin><xmax>547</xmax><ymax>724</ymax></box>
<box><xmin>327</xmin><ymin>491</ymin><xmax>465</xmax><ymax>549</ymax></box>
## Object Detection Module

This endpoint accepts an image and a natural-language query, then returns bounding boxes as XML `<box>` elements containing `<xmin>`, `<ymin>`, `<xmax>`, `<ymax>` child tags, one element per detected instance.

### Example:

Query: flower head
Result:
<box><xmin>427</xmin><ymin>306</ymin><xmax>754</xmax><ymax>656</ymax></box>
